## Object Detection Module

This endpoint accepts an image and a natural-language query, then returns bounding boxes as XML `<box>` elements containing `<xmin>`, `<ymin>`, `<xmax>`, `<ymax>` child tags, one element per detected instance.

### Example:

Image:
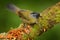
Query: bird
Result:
<box><xmin>7</xmin><ymin>3</ymin><xmax>41</xmax><ymax>27</ymax></box>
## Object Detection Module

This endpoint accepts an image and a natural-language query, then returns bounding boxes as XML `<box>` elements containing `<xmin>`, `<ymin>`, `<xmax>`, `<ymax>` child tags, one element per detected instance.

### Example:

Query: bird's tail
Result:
<box><xmin>7</xmin><ymin>4</ymin><xmax>20</xmax><ymax>13</ymax></box>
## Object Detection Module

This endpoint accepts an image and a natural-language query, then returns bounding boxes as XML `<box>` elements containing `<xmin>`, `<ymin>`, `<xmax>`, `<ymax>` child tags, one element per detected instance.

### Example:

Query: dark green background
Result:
<box><xmin>0</xmin><ymin>0</ymin><xmax>60</xmax><ymax>40</ymax></box>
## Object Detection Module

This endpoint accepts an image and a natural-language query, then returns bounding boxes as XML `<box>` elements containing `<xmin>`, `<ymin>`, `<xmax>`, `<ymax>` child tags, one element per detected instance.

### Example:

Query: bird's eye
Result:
<box><xmin>31</xmin><ymin>12</ymin><xmax>40</xmax><ymax>19</ymax></box>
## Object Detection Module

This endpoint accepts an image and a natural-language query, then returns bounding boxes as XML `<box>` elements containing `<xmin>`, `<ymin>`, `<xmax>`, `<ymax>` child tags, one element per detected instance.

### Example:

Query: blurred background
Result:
<box><xmin>0</xmin><ymin>0</ymin><xmax>60</xmax><ymax>40</ymax></box>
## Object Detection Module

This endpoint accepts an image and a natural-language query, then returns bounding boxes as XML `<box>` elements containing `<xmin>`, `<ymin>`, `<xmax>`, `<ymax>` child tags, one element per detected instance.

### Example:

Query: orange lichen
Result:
<box><xmin>0</xmin><ymin>25</ymin><xmax>32</xmax><ymax>40</ymax></box>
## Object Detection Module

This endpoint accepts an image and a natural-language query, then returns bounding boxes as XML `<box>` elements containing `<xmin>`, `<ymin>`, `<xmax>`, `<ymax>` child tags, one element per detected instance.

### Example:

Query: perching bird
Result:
<box><xmin>7</xmin><ymin>4</ymin><xmax>41</xmax><ymax>27</ymax></box>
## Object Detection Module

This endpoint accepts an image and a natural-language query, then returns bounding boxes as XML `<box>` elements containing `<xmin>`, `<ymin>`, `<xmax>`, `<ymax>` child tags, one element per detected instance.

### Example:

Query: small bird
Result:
<box><xmin>7</xmin><ymin>4</ymin><xmax>41</xmax><ymax>26</ymax></box>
